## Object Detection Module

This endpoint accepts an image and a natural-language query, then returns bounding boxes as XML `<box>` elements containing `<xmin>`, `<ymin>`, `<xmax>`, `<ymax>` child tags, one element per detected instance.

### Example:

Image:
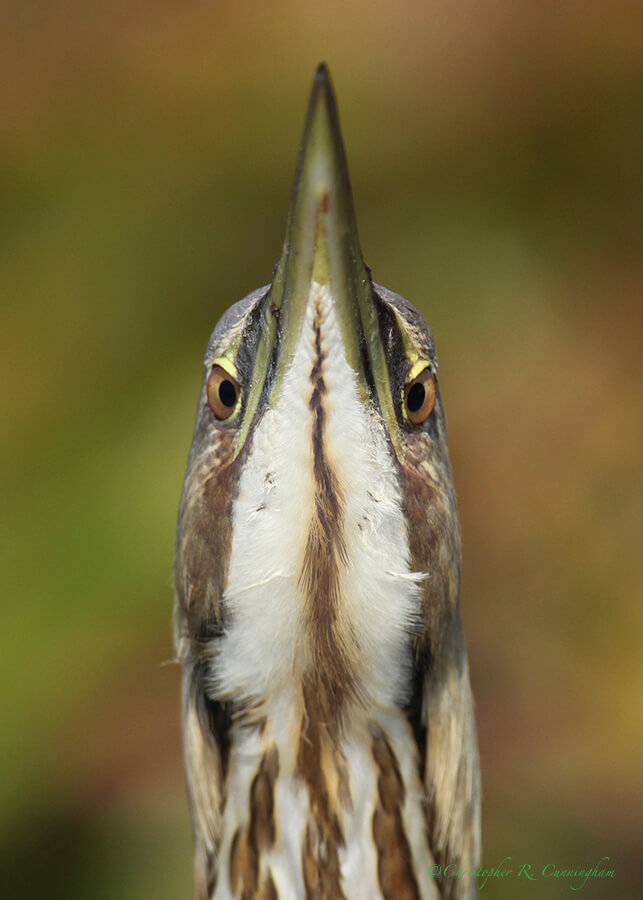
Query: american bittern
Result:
<box><xmin>175</xmin><ymin>64</ymin><xmax>481</xmax><ymax>900</ymax></box>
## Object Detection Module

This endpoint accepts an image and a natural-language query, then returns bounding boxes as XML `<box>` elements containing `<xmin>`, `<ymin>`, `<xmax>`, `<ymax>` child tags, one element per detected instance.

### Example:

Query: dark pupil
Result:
<box><xmin>218</xmin><ymin>379</ymin><xmax>237</xmax><ymax>408</ymax></box>
<box><xmin>407</xmin><ymin>382</ymin><xmax>425</xmax><ymax>413</ymax></box>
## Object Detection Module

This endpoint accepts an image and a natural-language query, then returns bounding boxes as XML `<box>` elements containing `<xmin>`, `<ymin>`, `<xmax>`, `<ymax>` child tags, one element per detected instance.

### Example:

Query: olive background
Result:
<box><xmin>1</xmin><ymin>2</ymin><xmax>641</xmax><ymax>898</ymax></box>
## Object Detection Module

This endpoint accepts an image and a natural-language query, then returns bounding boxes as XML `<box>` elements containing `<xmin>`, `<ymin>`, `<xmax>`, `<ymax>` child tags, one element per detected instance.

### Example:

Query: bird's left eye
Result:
<box><xmin>404</xmin><ymin>366</ymin><xmax>436</xmax><ymax>424</ymax></box>
<box><xmin>207</xmin><ymin>365</ymin><xmax>240</xmax><ymax>420</ymax></box>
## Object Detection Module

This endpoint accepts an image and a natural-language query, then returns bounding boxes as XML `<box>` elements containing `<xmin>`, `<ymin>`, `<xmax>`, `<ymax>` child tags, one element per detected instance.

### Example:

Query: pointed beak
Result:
<box><xmin>235</xmin><ymin>64</ymin><xmax>400</xmax><ymax>456</ymax></box>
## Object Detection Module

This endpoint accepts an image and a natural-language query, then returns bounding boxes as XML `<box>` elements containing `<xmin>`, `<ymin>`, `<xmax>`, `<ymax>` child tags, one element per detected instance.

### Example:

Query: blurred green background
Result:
<box><xmin>1</xmin><ymin>2</ymin><xmax>641</xmax><ymax>898</ymax></box>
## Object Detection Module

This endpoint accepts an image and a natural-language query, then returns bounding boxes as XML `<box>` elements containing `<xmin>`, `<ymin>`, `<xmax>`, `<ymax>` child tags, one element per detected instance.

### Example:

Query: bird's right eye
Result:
<box><xmin>207</xmin><ymin>365</ymin><xmax>240</xmax><ymax>420</ymax></box>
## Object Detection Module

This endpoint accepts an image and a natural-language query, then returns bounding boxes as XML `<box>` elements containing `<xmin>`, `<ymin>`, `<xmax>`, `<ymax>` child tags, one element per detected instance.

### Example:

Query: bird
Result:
<box><xmin>174</xmin><ymin>63</ymin><xmax>481</xmax><ymax>900</ymax></box>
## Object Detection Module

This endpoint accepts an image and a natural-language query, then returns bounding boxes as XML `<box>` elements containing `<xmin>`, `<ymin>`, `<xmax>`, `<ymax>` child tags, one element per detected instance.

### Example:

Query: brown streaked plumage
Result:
<box><xmin>371</xmin><ymin>725</ymin><xmax>421</xmax><ymax>900</ymax></box>
<box><xmin>300</xmin><ymin>309</ymin><xmax>355</xmax><ymax>708</ymax></box>
<box><xmin>229</xmin><ymin>746</ymin><xmax>280</xmax><ymax>898</ymax></box>
<box><xmin>297</xmin><ymin>677</ymin><xmax>349</xmax><ymax>900</ymax></box>
<box><xmin>175</xmin><ymin>64</ymin><xmax>480</xmax><ymax>899</ymax></box>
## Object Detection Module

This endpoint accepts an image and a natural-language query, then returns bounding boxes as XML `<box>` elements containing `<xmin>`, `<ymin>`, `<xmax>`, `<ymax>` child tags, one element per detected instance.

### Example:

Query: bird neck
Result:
<box><xmin>216</xmin><ymin>284</ymin><xmax>424</xmax><ymax>717</ymax></box>
<box><xmin>207</xmin><ymin>286</ymin><xmax>440</xmax><ymax>896</ymax></box>
<box><xmin>212</xmin><ymin>682</ymin><xmax>438</xmax><ymax>899</ymax></box>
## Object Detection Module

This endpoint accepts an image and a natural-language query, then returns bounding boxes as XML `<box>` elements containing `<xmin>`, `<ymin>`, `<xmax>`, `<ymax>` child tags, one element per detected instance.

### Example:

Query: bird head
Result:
<box><xmin>175</xmin><ymin>65</ymin><xmax>461</xmax><ymax>683</ymax></box>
